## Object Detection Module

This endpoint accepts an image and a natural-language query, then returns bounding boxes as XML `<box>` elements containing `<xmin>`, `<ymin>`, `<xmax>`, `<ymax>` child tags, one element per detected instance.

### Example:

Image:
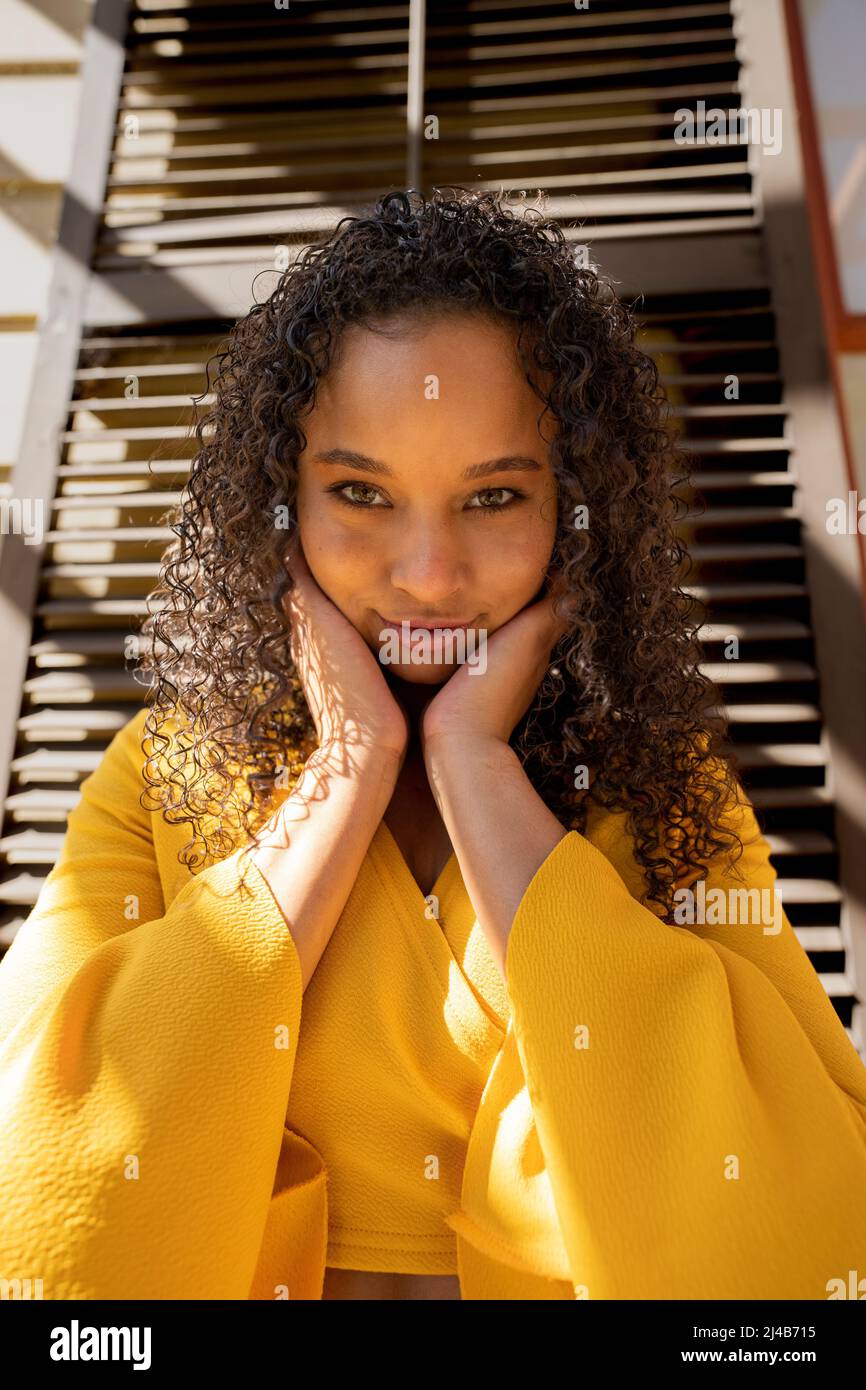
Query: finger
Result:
<box><xmin>544</xmin><ymin>564</ymin><xmax>563</xmax><ymax>591</ymax></box>
<box><xmin>282</xmin><ymin>539</ymin><xmax>316</xmax><ymax>622</ymax></box>
<box><xmin>545</xmin><ymin>583</ymin><xmax>571</xmax><ymax>639</ymax></box>
<box><xmin>283</xmin><ymin>534</ymin><xmax>308</xmax><ymax>577</ymax></box>
<box><xmin>524</xmin><ymin>591</ymin><xmax>570</xmax><ymax>645</ymax></box>
<box><xmin>281</xmin><ymin>545</ymin><xmax>310</xmax><ymax>621</ymax></box>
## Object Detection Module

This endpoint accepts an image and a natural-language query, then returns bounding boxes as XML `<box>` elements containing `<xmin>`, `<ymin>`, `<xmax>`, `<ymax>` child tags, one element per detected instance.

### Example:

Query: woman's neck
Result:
<box><xmin>383</xmin><ymin>671</ymin><xmax>442</xmax><ymax>741</ymax></box>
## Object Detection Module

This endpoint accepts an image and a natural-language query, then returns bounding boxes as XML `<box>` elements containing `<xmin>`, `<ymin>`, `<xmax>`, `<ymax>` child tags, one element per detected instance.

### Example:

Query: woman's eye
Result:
<box><xmin>468</xmin><ymin>487</ymin><xmax>523</xmax><ymax>512</ymax></box>
<box><xmin>327</xmin><ymin>481</ymin><xmax>526</xmax><ymax>513</ymax></box>
<box><xmin>328</xmin><ymin>482</ymin><xmax>386</xmax><ymax>508</ymax></box>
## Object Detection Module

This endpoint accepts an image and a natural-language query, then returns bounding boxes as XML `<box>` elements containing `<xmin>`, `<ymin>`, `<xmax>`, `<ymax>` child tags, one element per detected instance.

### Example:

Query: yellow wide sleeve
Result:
<box><xmin>0</xmin><ymin>711</ymin><xmax>304</xmax><ymax>1300</ymax></box>
<box><xmin>503</xmin><ymin>779</ymin><xmax>866</xmax><ymax>1299</ymax></box>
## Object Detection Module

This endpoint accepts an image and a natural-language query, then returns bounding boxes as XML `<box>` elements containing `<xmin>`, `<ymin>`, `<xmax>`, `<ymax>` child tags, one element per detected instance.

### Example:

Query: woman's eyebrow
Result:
<box><xmin>312</xmin><ymin>448</ymin><xmax>544</xmax><ymax>480</ymax></box>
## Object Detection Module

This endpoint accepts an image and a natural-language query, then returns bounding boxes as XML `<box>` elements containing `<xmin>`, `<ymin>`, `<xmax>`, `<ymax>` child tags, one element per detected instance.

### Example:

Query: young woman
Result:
<box><xmin>1</xmin><ymin>189</ymin><xmax>866</xmax><ymax>1303</ymax></box>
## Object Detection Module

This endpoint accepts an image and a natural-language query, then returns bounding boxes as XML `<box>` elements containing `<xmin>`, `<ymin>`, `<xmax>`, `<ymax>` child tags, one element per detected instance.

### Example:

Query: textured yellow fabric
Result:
<box><xmin>1</xmin><ymin>706</ymin><xmax>866</xmax><ymax>1299</ymax></box>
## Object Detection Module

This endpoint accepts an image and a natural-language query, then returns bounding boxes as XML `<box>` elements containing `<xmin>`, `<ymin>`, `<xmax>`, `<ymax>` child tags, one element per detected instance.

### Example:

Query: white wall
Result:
<box><xmin>797</xmin><ymin>0</ymin><xmax>866</xmax><ymax>496</ymax></box>
<box><xmin>0</xmin><ymin>0</ymin><xmax>95</xmax><ymax>469</ymax></box>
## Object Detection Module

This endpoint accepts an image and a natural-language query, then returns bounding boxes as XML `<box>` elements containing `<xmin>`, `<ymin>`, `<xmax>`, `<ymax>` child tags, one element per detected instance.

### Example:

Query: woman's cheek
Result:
<box><xmin>313</xmin><ymin>538</ymin><xmax>384</xmax><ymax>633</ymax></box>
<box><xmin>303</xmin><ymin>515</ymin><xmax>369</xmax><ymax>580</ymax></box>
<box><xmin>480</xmin><ymin>527</ymin><xmax>552</xmax><ymax>609</ymax></box>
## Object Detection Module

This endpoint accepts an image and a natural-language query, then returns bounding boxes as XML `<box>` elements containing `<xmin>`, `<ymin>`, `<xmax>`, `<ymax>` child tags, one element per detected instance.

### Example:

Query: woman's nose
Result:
<box><xmin>386</xmin><ymin>527</ymin><xmax>469</xmax><ymax>602</ymax></box>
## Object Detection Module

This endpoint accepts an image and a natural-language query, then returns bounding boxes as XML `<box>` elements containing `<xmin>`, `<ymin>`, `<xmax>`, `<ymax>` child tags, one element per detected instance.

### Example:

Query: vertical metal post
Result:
<box><xmin>0</xmin><ymin>0</ymin><xmax>132</xmax><ymax>818</ymax></box>
<box><xmin>406</xmin><ymin>0</ymin><xmax>427</xmax><ymax>193</ymax></box>
<box><xmin>736</xmin><ymin>0</ymin><xmax>866</xmax><ymax>1048</ymax></box>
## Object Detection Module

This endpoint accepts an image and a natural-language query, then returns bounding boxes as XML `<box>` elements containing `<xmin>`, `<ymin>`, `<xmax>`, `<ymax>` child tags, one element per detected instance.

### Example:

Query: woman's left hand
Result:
<box><xmin>420</xmin><ymin>582</ymin><xmax>569</xmax><ymax>751</ymax></box>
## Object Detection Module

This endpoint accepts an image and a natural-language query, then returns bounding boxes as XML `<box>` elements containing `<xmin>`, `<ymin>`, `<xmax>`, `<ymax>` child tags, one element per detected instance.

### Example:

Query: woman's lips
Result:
<box><xmin>377</xmin><ymin>615</ymin><xmax>474</xmax><ymax>630</ymax></box>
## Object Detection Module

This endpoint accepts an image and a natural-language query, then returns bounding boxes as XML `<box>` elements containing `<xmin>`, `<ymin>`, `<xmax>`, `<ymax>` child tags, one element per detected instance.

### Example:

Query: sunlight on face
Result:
<box><xmin>295</xmin><ymin>311</ymin><xmax>559</xmax><ymax>685</ymax></box>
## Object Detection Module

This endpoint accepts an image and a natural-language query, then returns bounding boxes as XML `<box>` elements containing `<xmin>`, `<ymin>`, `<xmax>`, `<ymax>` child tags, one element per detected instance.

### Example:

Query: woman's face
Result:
<box><xmin>295</xmin><ymin>311</ymin><xmax>559</xmax><ymax>684</ymax></box>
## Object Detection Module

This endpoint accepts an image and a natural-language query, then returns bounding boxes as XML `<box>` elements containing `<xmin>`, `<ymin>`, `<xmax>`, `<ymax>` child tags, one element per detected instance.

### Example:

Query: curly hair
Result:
<box><xmin>137</xmin><ymin>186</ymin><xmax>749</xmax><ymax>920</ymax></box>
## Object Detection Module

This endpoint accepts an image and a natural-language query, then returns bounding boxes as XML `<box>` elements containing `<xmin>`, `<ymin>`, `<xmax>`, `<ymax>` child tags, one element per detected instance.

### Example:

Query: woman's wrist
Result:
<box><xmin>308</xmin><ymin>736</ymin><xmax>404</xmax><ymax>779</ymax></box>
<box><xmin>422</xmin><ymin>730</ymin><xmax>508</xmax><ymax>779</ymax></box>
<box><xmin>252</xmin><ymin>738</ymin><xmax>400</xmax><ymax>851</ymax></box>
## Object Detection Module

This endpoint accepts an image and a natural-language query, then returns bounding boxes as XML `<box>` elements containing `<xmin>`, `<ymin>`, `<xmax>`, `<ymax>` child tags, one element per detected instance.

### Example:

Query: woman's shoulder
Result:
<box><xmin>578</xmin><ymin>744</ymin><xmax>765</xmax><ymax>907</ymax></box>
<box><xmin>99</xmin><ymin>703</ymin><xmax>311</xmax><ymax>861</ymax></box>
<box><xmin>110</xmin><ymin>702</ymin><xmax>306</xmax><ymax>773</ymax></box>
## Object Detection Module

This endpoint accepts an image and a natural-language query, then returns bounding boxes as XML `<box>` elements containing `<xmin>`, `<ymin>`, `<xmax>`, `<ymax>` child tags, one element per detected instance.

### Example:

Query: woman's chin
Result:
<box><xmin>381</xmin><ymin>660</ymin><xmax>456</xmax><ymax>685</ymax></box>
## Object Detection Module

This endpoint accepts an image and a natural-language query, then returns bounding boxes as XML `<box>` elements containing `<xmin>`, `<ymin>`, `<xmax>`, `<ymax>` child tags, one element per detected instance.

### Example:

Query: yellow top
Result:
<box><xmin>1</xmin><ymin>706</ymin><xmax>866</xmax><ymax>1300</ymax></box>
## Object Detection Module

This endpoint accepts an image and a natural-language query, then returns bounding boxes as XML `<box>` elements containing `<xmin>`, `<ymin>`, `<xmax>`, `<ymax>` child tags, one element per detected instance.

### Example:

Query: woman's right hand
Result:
<box><xmin>281</xmin><ymin>535</ymin><xmax>409</xmax><ymax>765</ymax></box>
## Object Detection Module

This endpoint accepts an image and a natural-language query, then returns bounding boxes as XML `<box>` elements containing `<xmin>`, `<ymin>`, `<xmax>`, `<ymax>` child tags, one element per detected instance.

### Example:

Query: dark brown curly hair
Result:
<box><xmin>137</xmin><ymin>186</ymin><xmax>749</xmax><ymax>920</ymax></box>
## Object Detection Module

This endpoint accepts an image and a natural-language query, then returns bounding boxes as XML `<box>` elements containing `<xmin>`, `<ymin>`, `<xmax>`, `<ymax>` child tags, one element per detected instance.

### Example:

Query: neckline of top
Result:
<box><xmin>375</xmin><ymin>815</ymin><xmax>459</xmax><ymax>910</ymax></box>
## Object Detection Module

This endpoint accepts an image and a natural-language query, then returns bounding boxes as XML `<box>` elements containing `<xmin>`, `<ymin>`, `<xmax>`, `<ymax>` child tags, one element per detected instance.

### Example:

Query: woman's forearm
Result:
<box><xmin>424</xmin><ymin>733</ymin><xmax>569</xmax><ymax>979</ymax></box>
<box><xmin>250</xmin><ymin>741</ymin><xmax>402</xmax><ymax>989</ymax></box>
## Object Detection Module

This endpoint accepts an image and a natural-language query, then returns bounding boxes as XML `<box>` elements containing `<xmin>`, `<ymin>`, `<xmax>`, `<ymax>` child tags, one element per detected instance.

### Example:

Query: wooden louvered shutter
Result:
<box><xmin>642</xmin><ymin>286</ymin><xmax>851</xmax><ymax>1028</ymax></box>
<box><xmin>1</xmin><ymin>0</ymin><xmax>865</xmax><ymax>1059</ymax></box>
<box><xmin>0</xmin><ymin>0</ymin><xmax>417</xmax><ymax>940</ymax></box>
<box><xmin>416</xmin><ymin>0</ymin><xmax>866</xmax><ymax>1052</ymax></box>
